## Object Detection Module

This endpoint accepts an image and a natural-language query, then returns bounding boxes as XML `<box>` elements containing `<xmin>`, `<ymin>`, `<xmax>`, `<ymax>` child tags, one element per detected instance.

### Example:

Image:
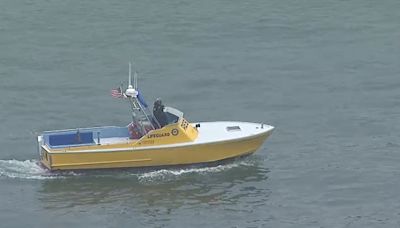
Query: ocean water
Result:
<box><xmin>1</xmin><ymin>0</ymin><xmax>400</xmax><ymax>227</ymax></box>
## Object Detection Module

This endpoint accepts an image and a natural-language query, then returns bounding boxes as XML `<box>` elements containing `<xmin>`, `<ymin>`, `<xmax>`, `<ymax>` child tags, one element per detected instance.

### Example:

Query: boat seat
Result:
<box><xmin>128</xmin><ymin>123</ymin><xmax>143</xmax><ymax>139</ymax></box>
<box><xmin>48</xmin><ymin>131</ymin><xmax>94</xmax><ymax>147</ymax></box>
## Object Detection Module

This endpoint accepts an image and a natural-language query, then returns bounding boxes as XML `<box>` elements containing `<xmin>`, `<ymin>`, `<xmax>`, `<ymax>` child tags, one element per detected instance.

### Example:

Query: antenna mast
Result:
<box><xmin>124</xmin><ymin>61</ymin><xmax>157</xmax><ymax>134</ymax></box>
<box><xmin>134</xmin><ymin>71</ymin><xmax>138</xmax><ymax>89</ymax></box>
<box><xmin>128</xmin><ymin>62</ymin><xmax>132</xmax><ymax>87</ymax></box>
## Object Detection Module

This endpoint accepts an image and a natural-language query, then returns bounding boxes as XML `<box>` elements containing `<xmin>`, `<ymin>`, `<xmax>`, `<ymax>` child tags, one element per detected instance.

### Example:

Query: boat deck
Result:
<box><xmin>99</xmin><ymin>137</ymin><xmax>131</xmax><ymax>145</ymax></box>
<box><xmin>131</xmin><ymin>121</ymin><xmax>274</xmax><ymax>149</ymax></box>
<box><xmin>41</xmin><ymin>126</ymin><xmax>134</xmax><ymax>149</ymax></box>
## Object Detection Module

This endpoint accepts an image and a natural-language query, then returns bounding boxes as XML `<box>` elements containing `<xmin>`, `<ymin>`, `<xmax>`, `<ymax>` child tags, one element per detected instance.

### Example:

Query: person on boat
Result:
<box><xmin>153</xmin><ymin>98</ymin><xmax>168</xmax><ymax>128</ymax></box>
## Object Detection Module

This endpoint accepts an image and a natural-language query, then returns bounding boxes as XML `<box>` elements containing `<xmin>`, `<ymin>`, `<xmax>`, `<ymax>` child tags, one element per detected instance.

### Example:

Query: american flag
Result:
<box><xmin>110</xmin><ymin>87</ymin><xmax>123</xmax><ymax>98</ymax></box>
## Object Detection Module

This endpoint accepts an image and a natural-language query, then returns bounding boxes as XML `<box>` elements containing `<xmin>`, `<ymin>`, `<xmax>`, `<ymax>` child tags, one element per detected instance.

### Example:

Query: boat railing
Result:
<box><xmin>42</xmin><ymin>126</ymin><xmax>131</xmax><ymax>149</ymax></box>
<box><xmin>42</xmin><ymin>126</ymin><xmax>120</xmax><ymax>135</ymax></box>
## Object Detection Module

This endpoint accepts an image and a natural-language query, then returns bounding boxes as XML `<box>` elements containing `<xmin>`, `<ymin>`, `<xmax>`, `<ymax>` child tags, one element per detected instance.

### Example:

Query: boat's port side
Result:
<box><xmin>38</xmin><ymin>121</ymin><xmax>273</xmax><ymax>170</ymax></box>
<box><xmin>40</xmin><ymin>129</ymin><xmax>272</xmax><ymax>170</ymax></box>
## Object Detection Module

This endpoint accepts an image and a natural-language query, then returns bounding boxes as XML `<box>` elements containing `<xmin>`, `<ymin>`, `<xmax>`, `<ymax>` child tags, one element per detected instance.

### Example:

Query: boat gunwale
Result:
<box><xmin>41</xmin><ymin>127</ymin><xmax>274</xmax><ymax>154</ymax></box>
<box><xmin>42</xmin><ymin>126</ymin><xmax>122</xmax><ymax>134</ymax></box>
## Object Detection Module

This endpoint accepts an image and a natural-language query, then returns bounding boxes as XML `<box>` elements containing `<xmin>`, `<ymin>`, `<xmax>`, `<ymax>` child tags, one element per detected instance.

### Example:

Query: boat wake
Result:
<box><xmin>0</xmin><ymin>159</ymin><xmax>74</xmax><ymax>180</ymax></box>
<box><xmin>0</xmin><ymin>157</ymin><xmax>260</xmax><ymax>181</ymax></box>
<box><xmin>136</xmin><ymin>159</ymin><xmax>257</xmax><ymax>182</ymax></box>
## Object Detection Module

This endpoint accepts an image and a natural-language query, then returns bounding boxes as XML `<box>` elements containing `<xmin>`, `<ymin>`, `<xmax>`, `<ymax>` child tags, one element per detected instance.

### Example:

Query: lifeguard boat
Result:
<box><xmin>37</xmin><ymin>65</ymin><xmax>274</xmax><ymax>170</ymax></box>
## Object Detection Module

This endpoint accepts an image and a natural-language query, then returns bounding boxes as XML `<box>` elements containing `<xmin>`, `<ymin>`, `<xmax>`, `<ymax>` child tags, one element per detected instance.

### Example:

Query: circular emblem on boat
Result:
<box><xmin>171</xmin><ymin>128</ymin><xmax>179</xmax><ymax>136</ymax></box>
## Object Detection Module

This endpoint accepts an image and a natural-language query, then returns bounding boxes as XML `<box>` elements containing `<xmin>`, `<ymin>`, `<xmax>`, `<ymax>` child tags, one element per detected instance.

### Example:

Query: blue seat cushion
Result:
<box><xmin>49</xmin><ymin>132</ymin><xmax>94</xmax><ymax>146</ymax></box>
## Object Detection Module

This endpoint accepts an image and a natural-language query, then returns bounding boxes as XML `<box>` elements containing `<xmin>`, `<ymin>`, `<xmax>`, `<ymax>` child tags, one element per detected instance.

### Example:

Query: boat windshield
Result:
<box><xmin>164</xmin><ymin>106</ymin><xmax>183</xmax><ymax>125</ymax></box>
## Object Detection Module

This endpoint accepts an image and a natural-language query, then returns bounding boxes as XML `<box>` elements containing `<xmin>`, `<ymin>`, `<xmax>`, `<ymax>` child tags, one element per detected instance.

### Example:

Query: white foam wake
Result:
<box><xmin>137</xmin><ymin>159</ymin><xmax>255</xmax><ymax>182</ymax></box>
<box><xmin>0</xmin><ymin>159</ymin><xmax>61</xmax><ymax>180</ymax></box>
<box><xmin>0</xmin><ymin>157</ymin><xmax>259</xmax><ymax>181</ymax></box>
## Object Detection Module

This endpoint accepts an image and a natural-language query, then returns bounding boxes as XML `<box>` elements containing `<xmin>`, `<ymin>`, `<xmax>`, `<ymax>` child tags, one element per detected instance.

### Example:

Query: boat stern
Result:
<box><xmin>37</xmin><ymin>135</ymin><xmax>52</xmax><ymax>170</ymax></box>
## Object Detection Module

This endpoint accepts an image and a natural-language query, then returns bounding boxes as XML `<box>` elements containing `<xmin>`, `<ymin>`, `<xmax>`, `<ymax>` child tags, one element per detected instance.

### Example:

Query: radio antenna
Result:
<box><xmin>128</xmin><ymin>62</ymin><xmax>132</xmax><ymax>88</ymax></box>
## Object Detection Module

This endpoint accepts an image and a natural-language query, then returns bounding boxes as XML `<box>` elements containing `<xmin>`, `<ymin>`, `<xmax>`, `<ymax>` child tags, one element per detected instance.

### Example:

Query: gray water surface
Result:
<box><xmin>1</xmin><ymin>0</ymin><xmax>400</xmax><ymax>227</ymax></box>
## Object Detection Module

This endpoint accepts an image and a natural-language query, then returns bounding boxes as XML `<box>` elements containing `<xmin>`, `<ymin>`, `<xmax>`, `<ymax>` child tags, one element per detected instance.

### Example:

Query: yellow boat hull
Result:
<box><xmin>40</xmin><ymin>131</ymin><xmax>272</xmax><ymax>171</ymax></box>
